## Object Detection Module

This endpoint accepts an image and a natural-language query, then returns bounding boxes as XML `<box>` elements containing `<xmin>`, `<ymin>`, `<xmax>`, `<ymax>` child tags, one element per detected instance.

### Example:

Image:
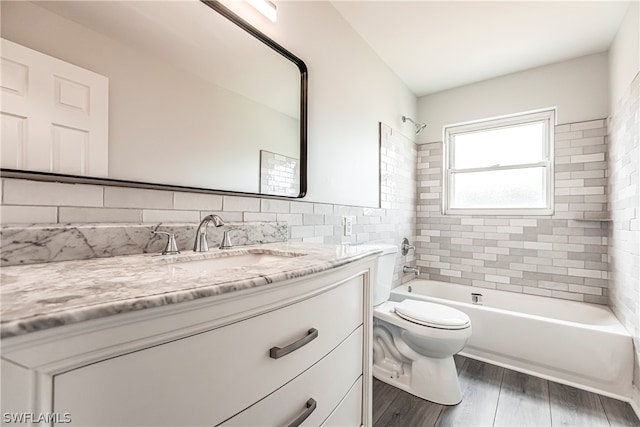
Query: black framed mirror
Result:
<box><xmin>0</xmin><ymin>0</ymin><xmax>307</xmax><ymax>198</ymax></box>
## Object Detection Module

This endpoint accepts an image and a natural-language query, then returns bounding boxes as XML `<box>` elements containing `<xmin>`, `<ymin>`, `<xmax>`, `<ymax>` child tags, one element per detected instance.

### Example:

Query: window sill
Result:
<box><xmin>444</xmin><ymin>208</ymin><xmax>554</xmax><ymax>216</ymax></box>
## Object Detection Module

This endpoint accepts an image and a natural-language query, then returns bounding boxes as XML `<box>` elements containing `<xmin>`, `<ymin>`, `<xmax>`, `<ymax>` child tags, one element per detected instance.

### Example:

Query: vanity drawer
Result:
<box><xmin>53</xmin><ymin>274</ymin><xmax>364</xmax><ymax>427</ymax></box>
<box><xmin>220</xmin><ymin>326</ymin><xmax>363</xmax><ymax>426</ymax></box>
<box><xmin>323</xmin><ymin>376</ymin><xmax>363</xmax><ymax>426</ymax></box>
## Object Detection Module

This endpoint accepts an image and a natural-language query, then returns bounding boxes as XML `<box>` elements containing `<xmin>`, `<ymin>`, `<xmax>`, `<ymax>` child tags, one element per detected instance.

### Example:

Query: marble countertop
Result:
<box><xmin>1</xmin><ymin>243</ymin><xmax>382</xmax><ymax>339</ymax></box>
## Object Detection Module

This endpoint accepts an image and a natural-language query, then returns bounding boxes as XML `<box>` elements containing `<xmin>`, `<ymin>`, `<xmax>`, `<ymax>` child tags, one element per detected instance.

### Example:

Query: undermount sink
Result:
<box><xmin>170</xmin><ymin>252</ymin><xmax>300</xmax><ymax>274</ymax></box>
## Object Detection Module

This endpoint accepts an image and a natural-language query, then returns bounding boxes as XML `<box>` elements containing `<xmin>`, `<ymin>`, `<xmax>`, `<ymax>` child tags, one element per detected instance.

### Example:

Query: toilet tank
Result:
<box><xmin>371</xmin><ymin>244</ymin><xmax>399</xmax><ymax>306</ymax></box>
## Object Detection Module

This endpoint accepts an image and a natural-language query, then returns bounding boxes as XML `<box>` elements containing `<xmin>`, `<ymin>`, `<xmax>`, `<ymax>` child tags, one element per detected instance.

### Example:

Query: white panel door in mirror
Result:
<box><xmin>0</xmin><ymin>38</ymin><xmax>108</xmax><ymax>177</ymax></box>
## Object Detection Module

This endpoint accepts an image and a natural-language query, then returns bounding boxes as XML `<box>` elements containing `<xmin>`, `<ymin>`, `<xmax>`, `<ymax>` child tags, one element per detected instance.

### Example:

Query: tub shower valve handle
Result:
<box><xmin>152</xmin><ymin>231</ymin><xmax>180</xmax><ymax>255</ymax></box>
<box><xmin>401</xmin><ymin>237</ymin><xmax>416</xmax><ymax>256</ymax></box>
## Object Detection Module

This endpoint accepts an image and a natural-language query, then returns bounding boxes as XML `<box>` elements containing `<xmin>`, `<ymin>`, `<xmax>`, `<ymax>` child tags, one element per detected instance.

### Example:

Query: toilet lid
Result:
<box><xmin>394</xmin><ymin>299</ymin><xmax>471</xmax><ymax>330</ymax></box>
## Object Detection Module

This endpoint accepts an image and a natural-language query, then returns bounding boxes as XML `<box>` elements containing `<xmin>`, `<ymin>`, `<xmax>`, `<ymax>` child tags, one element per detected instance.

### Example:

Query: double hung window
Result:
<box><xmin>443</xmin><ymin>109</ymin><xmax>555</xmax><ymax>215</ymax></box>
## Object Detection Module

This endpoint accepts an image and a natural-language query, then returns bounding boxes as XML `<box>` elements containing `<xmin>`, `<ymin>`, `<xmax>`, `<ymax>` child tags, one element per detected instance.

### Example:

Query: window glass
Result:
<box><xmin>452</xmin><ymin>122</ymin><xmax>545</xmax><ymax>169</ymax></box>
<box><xmin>443</xmin><ymin>109</ymin><xmax>554</xmax><ymax>214</ymax></box>
<box><xmin>451</xmin><ymin>168</ymin><xmax>547</xmax><ymax>209</ymax></box>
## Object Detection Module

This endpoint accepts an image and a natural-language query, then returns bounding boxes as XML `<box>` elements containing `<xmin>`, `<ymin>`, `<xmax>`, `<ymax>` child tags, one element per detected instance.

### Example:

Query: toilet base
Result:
<box><xmin>373</xmin><ymin>355</ymin><xmax>462</xmax><ymax>405</ymax></box>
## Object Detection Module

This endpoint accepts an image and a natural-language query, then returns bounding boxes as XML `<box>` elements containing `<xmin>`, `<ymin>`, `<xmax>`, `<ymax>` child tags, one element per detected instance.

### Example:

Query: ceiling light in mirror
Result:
<box><xmin>248</xmin><ymin>0</ymin><xmax>277</xmax><ymax>22</ymax></box>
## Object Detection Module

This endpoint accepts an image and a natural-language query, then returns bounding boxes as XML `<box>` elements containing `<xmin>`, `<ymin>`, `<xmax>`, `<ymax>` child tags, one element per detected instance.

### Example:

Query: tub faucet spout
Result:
<box><xmin>193</xmin><ymin>214</ymin><xmax>225</xmax><ymax>252</ymax></box>
<box><xmin>403</xmin><ymin>265</ymin><xmax>420</xmax><ymax>276</ymax></box>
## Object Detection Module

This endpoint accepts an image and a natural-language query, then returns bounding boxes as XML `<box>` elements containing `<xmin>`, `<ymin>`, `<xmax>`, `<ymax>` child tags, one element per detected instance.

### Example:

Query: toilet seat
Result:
<box><xmin>394</xmin><ymin>300</ymin><xmax>470</xmax><ymax>330</ymax></box>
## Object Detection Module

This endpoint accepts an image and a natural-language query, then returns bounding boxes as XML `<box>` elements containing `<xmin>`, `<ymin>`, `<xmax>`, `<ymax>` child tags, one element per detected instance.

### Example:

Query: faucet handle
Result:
<box><xmin>152</xmin><ymin>231</ymin><xmax>181</xmax><ymax>255</ymax></box>
<box><xmin>219</xmin><ymin>230</ymin><xmax>233</xmax><ymax>250</ymax></box>
<box><xmin>401</xmin><ymin>237</ymin><xmax>416</xmax><ymax>256</ymax></box>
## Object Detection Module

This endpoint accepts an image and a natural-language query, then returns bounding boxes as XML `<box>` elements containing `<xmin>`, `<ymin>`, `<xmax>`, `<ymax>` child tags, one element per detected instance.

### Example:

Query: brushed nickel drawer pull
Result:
<box><xmin>269</xmin><ymin>328</ymin><xmax>318</xmax><ymax>359</ymax></box>
<box><xmin>287</xmin><ymin>398</ymin><xmax>317</xmax><ymax>427</ymax></box>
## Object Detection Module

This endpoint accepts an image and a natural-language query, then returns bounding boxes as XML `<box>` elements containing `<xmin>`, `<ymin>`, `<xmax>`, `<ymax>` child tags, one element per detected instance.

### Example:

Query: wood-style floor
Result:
<box><xmin>373</xmin><ymin>356</ymin><xmax>639</xmax><ymax>427</ymax></box>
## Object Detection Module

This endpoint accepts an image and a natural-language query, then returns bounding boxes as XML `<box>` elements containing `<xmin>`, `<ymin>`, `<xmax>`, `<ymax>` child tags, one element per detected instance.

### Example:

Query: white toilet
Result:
<box><xmin>372</xmin><ymin>245</ymin><xmax>472</xmax><ymax>405</ymax></box>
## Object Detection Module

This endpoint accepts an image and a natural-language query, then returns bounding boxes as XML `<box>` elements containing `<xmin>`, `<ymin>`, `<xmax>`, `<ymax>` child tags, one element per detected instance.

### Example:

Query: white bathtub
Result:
<box><xmin>391</xmin><ymin>279</ymin><xmax>634</xmax><ymax>400</ymax></box>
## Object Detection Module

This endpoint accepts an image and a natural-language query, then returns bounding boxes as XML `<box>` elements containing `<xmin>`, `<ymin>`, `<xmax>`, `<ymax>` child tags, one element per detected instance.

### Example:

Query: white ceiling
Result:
<box><xmin>332</xmin><ymin>1</ymin><xmax>631</xmax><ymax>97</ymax></box>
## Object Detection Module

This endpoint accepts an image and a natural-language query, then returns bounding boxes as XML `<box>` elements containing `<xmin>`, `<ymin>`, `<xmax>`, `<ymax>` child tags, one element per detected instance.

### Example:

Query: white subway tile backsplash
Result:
<box><xmin>260</xmin><ymin>199</ymin><xmax>290</xmax><ymax>213</ymax></box>
<box><xmin>243</xmin><ymin>212</ymin><xmax>278</xmax><ymax>222</ymax></box>
<box><xmin>290</xmin><ymin>201</ymin><xmax>314</xmax><ymax>214</ymax></box>
<box><xmin>105</xmin><ymin>187</ymin><xmax>172</xmax><ymax>209</ymax></box>
<box><xmin>5</xmin><ymin>180</ymin><xmax>103</xmax><ymax>207</ymax></box>
<box><xmin>223</xmin><ymin>196</ymin><xmax>260</xmax><ymax>212</ymax></box>
<box><xmin>1</xmin><ymin>205</ymin><xmax>57</xmax><ymax>224</ymax></box>
<box><xmin>313</xmin><ymin>203</ymin><xmax>333</xmax><ymax>215</ymax></box>
<box><xmin>142</xmin><ymin>209</ymin><xmax>201</xmax><ymax>223</ymax></box>
<box><xmin>59</xmin><ymin>207</ymin><xmax>142</xmax><ymax>223</ymax></box>
<box><xmin>211</xmin><ymin>211</ymin><xmax>242</xmax><ymax>222</ymax></box>
<box><xmin>303</xmin><ymin>214</ymin><xmax>325</xmax><ymax>225</ymax></box>
<box><xmin>173</xmin><ymin>192</ymin><xmax>223</xmax><ymax>211</ymax></box>
<box><xmin>314</xmin><ymin>225</ymin><xmax>334</xmax><ymax>236</ymax></box>
<box><xmin>276</xmin><ymin>213</ymin><xmax>303</xmax><ymax>226</ymax></box>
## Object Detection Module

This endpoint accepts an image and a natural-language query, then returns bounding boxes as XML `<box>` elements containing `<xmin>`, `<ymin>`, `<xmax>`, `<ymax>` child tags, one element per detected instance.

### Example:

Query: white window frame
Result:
<box><xmin>443</xmin><ymin>108</ymin><xmax>555</xmax><ymax>216</ymax></box>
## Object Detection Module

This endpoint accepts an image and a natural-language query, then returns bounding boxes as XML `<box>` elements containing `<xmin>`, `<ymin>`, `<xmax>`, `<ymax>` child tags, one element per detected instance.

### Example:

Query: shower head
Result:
<box><xmin>402</xmin><ymin>115</ymin><xmax>427</xmax><ymax>135</ymax></box>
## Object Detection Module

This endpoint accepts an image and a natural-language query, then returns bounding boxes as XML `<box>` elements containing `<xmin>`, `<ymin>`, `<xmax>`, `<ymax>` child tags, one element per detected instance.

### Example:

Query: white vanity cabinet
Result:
<box><xmin>0</xmin><ymin>260</ymin><xmax>375</xmax><ymax>427</ymax></box>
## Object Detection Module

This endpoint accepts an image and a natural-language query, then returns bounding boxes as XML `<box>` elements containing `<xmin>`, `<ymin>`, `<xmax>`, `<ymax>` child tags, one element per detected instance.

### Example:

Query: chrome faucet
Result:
<box><xmin>193</xmin><ymin>214</ymin><xmax>225</xmax><ymax>252</ymax></box>
<box><xmin>403</xmin><ymin>265</ymin><xmax>420</xmax><ymax>276</ymax></box>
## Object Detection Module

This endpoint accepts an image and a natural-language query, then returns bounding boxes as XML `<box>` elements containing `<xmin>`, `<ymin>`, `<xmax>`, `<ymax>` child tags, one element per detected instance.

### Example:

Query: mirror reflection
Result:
<box><xmin>0</xmin><ymin>0</ymin><xmax>306</xmax><ymax>197</ymax></box>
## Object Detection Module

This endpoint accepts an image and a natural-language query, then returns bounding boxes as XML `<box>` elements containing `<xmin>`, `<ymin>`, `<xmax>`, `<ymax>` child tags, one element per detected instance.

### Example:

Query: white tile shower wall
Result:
<box><xmin>608</xmin><ymin>71</ymin><xmax>640</xmax><ymax>400</ymax></box>
<box><xmin>380</xmin><ymin>123</ymin><xmax>418</xmax><ymax>286</ymax></box>
<box><xmin>0</xmin><ymin>123</ymin><xmax>417</xmax><ymax>286</ymax></box>
<box><xmin>416</xmin><ymin>119</ymin><xmax>609</xmax><ymax>304</ymax></box>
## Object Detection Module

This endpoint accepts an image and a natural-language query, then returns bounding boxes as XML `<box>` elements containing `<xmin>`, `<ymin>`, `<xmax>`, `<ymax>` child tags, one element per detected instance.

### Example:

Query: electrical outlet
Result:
<box><xmin>343</xmin><ymin>216</ymin><xmax>353</xmax><ymax>236</ymax></box>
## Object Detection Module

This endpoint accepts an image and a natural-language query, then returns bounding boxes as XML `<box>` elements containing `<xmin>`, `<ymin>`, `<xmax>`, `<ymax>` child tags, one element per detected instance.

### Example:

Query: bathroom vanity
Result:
<box><xmin>0</xmin><ymin>243</ymin><xmax>379</xmax><ymax>426</ymax></box>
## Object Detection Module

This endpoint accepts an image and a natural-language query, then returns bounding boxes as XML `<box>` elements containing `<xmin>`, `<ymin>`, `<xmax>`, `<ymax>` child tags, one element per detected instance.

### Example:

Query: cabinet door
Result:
<box><xmin>53</xmin><ymin>275</ymin><xmax>364</xmax><ymax>426</ymax></box>
<box><xmin>220</xmin><ymin>327</ymin><xmax>363</xmax><ymax>426</ymax></box>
